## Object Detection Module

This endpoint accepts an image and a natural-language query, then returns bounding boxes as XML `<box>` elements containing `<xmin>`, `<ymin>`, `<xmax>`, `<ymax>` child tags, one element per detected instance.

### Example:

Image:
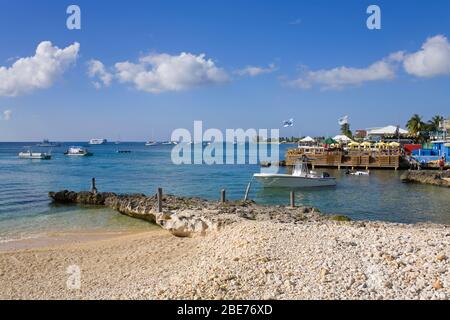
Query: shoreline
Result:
<box><xmin>1</xmin><ymin>200</ymin><xmax>449</xmax><ymax>299</ymax></box>
<box><xmin>0</xmin><ymin>228</ymin><xmax>156</xmax><ymax>253</ymax></box>
<box><xmin>1</xmin><ymin>220</ymin><xmax>448</xmax><ymax>300</ymax></box>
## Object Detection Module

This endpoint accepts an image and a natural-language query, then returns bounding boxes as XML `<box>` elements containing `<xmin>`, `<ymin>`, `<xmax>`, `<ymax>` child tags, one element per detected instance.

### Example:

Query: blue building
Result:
<box><xmin>412</xmin><ymin>140</ymin><xmax>450</xmax><ymax>164</ymax></box>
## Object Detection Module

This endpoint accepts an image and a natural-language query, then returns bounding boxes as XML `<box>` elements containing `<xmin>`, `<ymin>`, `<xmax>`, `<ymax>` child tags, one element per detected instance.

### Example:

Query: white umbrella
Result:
<box><xmin>300</xmin><ymin>136</ymin><xmax>315</xmax><ymax>142</ymax></box>
<box><xmin>333</xmin><ymin>135</ymin><xmax>353</xmax><ymax>143</ymax></box>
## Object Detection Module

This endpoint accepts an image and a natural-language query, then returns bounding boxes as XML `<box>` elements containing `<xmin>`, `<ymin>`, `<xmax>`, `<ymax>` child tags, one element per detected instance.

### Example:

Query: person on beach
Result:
<box><xmin>439</xmin><ymin>157</ymin><xmax>445</xmax><ymax>171</ymax></box>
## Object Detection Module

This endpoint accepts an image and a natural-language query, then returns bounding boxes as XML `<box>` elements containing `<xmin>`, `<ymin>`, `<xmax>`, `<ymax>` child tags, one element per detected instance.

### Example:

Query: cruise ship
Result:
<box><xmin>88</xmin><ymin>138</ymin><xmax>107</xmax><ymax>145</ymax></box>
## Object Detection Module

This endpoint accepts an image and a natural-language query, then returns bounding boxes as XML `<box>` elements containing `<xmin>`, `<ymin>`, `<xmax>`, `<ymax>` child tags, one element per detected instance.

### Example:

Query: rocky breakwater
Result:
<box><xmin>48</xmin><ymin>190</ymin><xmax>324</xmax><ymax>237</ymax></box>
<box><xmin>400</xmin><ymin>170</ymin><xmax>450</xmax><ymax>187</ymax></box>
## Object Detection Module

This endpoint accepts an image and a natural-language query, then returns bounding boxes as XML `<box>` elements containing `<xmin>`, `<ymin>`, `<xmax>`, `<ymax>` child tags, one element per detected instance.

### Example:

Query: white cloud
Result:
<box><xmin>2</xmin><ymin>110</ymin><xmax>12</xmax><ymax>121</ymax></box>
<box><xmin>290</xmin><ymin>58</ymin><xmax>396</xmax><ymax>90</ymax></box>
<box><xmin>0</xmin><ymin>41</ymin><xmax>80</xmax><ymax>97</ymax></box>
<box><xmin>87</xmin><ymin>59</ymin><xmax>113</xmax><ymax>88</ymax></box>
<box><xmin>114</xmin><ymin>52</ymin><xmax>228</xmax><ymax>93</ymax></box>
<box><xmin>403</xmin><ymin>35</ymin><xmax>450</xmax><ymax>77</ymax></box>
<box><xmin>235</xmin><ymin>64</ymin><xmax>277</xmax><ymax>77</ymax></box>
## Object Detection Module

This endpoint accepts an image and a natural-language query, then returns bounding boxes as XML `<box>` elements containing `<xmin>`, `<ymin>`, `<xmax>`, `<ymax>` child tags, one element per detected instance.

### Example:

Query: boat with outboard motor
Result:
<box><xmin>254</xmin><ymin>158</ymin><xmax>336</xmax><ymax>188</ymax></box>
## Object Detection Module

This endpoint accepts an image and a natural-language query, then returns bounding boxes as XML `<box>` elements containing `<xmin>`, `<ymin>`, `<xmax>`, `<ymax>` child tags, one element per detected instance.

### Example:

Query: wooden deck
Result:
<box><xmin>286</xmin><ymin>148</ymin><xmax>403</xmax><ymax>170</ymax></box>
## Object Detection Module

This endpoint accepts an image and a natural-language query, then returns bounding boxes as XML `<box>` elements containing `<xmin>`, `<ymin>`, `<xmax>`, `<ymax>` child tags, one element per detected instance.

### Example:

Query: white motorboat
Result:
<box><xmin>348</xmin><ymin>170</ymin><xmax>370</xmax><ymax>176</ymax></box>
<box><xmin>64</xmin><ymin>146</ymin><xmax>93</xmax><ymax>156</ymax></box>
<box><xmin>89</xmin><ymin>138</ymin><xmax>107</xmax><ymax>145</ymax></box>
<box><xmin>253</xmin><ymin>161</ymin><xmax>336</xmax><ymax>188</ymax></box>
<box><xmin>145</xmin><ymin>141</ymin><xmax>158</xmax><ymax>146</ymax></box>
<box><xmin>18</xmin><ymin>148</ymin><xmax>51</xmax><ymax>160</ymax></box>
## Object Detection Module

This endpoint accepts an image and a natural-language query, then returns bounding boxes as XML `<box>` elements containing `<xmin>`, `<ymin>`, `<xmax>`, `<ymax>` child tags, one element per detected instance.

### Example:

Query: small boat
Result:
<box><xmin>18</xmin><ymin>148</ymin><xmax>51</xmax><ymax>160</ymax></box>
<box><xmin>347</xmin><ymin>170</ymin><xmax>370</xmax><ymax>176</ymax></box>
<box><xmin>145</xmin><ymin>141</ymin><xmax>158</xmax><ymax>146</ymax></box>
<box><xmin>36</xmin><ymin>139</ymin><xmax>60</xmax><ymax>147</ymax></box>
<box><xmin>117</xmin><ymin>150</ymin><xmax>131</xmax><ymax>153</ymax></box>
<box><xmin>89</xmin><ymin>138</ymin><xmax>107</xmax><ymax>145</ymax></box>
<box><xmin>64</xmin><ymin>146</ymin><xmax>93</xmax><ymax>156</ymax></box>
<box><xmin>161</xmin><ymin>141</ymin><xmax>177</xmax><ymax>145</ymax></box>
<box><xmin>253</xmin><ymin>161</ymin><xmax>336</xmax><ymax>188</ymax></box>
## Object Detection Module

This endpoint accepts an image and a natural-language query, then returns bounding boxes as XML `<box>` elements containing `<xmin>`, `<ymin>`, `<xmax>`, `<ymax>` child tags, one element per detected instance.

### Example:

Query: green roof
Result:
<box><xmin>323</xmin><ymin>137</ymin><xmax>337</xmax><ymax>144</ymax></box>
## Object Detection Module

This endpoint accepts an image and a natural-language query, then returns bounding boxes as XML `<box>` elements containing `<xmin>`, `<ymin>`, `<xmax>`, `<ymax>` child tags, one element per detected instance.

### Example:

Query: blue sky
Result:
<box><xmin>0</xmin><ymin>0</ymin><xmax>449</xmax><ymax>141</ymax></box>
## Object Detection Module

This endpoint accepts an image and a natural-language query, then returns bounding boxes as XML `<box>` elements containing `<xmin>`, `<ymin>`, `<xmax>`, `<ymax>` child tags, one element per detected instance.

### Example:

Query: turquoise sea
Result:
<box><xmin>1</xmin><ymin>142</ymin><xmax>449</xmax><ymax>242</ymax></box>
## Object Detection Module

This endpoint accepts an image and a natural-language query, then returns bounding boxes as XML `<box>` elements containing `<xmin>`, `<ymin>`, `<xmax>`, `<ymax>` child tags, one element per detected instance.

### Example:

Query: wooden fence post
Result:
<box><xmin>221</xmin><ymin>189</ymin><xmax>226</xmax><ymax>203</ymax></box>
<box><xmin>157</xmin><ymin>188</ymin><xmax>163</xmax><ymax>212</ymax></box>
<box><xmin>290</xmin><ymin>191</ymin><xmax>295</xmax><ymax>208</ymax></box>
<box><xmin>91</xmin><ymin>178</ymin><xmax>97</xmax><ymax>194</ymax></box>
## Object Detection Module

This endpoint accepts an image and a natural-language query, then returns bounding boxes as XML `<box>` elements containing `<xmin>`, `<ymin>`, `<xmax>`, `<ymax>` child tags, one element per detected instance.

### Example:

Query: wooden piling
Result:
<box><xmin>157</xmin><ymin>188</ymin><xmax>163</xmax><ymax>212</ymax></box>
<box><xmin>290</xmin><ymin>191</ymin><xmax>295</xmax><ymax>208</ymax></box>
<box><xmin>221</xmin><ymin>189</ymin><xmax>226</xmax><ymax>203</ymax></box>
<box><xmin>91</xmin><ymin>178</ymin><xmax>97</xmax><ymax>194</ymax></box>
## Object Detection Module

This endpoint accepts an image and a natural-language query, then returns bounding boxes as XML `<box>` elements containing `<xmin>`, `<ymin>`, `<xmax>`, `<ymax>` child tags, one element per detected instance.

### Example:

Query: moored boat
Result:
<box><xmin>346</xmin><ymin>170</ymin><xmax>370</xmax><ymax>176</ymax></box>
<box><xmin>145</xmin><ymin>141</ymin><xmax>158</xmax><ymax>146</ymax></box>
<box><xmin>161</xmin><ymin>141</ymin><xmax>177</xmax><ymax>145</ymax></box>
<box><xmin>254</xmin><ymin>161</ymin><xmax>336</xmax><ymax>188</ymax></box>
<box><xmin>18</xmin><ymin>148</ymin><xmax>51</xmax><ymax>160</ymax></box>
<box><xmin>36</xmin><ymin>139</ymin><xmax>60</xmax><ymax>147</ymax></box>
<box><xmin>64</xmin><ymin>146</ymin><xmax>93</xmax><ymax>156</ymax></box>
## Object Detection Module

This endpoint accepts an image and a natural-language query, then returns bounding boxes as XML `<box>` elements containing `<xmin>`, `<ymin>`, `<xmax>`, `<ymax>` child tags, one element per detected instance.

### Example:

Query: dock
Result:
<box><xmin>286</xmin><ymin>148</ymin><xmax>405</xmax><ymax>170</ymax></box>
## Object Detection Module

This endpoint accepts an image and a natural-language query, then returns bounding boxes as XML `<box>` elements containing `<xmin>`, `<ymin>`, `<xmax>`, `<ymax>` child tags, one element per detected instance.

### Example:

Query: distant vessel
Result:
<box><xmin>89</xmin><ymin>138</ymin><xmax>107</xmax><ymax>145</ymax></box>
<box><xmin>115</xmin><ymin>134</ymin><xmax>121</xmax><ymax>145</ymax></box>
<box><xmin>161</xmin><ymin>141</ymin><xmax>178</xmax><ymax>145</ymax></box>
<box><xmin>18</xmin><ymin>148</ymin><xmax>51</xmax><ymax>160</ymax></box>
<box><xmin>145</xmin><ymin>141</ymin><xmax>158</xmax><ymax>146</ymax></box>
<box><xmin>36</xmin><ymin>139</ymin><xmax>60</xmax><ymax>147</ymax></box>
<box><xmin>254</xmin><ymin>160</ymin><xmax>336</xmax><ymax>188</ymax></box>
<box><xmin>64</xmin><ymin>146</ymin><xmax>93</xmax><ymax>156</ymax></box>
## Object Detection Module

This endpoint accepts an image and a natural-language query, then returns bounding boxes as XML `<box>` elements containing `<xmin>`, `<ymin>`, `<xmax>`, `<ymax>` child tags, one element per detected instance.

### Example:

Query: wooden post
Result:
<box><xmin>157</xmin><ymin>188</ymin><xmax>163</xmax><ymax>213</ymax></box>
<box><xmin>290</xmin><ymin>191</ymin><xmax>295</xmax><ymax>208</ymax></box>
<box><xmin>221</xmin><ymin>189</ymin><xmax>226</xmax><ymax>203</ymax></box>
<box><xmin>91</xmin><ymin>178</ymin><xmax>97</xmax><ymax>194</ymax></box>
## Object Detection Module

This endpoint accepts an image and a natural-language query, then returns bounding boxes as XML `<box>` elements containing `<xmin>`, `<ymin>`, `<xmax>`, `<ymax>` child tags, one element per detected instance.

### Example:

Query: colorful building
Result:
<box><xmin>412</xmin><ymin>140</ymin><xmax>450</xmax><ymax>164</ymax></box>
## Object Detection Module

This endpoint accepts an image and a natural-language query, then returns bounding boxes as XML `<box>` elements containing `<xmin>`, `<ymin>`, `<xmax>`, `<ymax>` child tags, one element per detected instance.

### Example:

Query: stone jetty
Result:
<box><xmin>400</xmin><ymin>170</ymin><xmax>450</xmax><ymax>187</ymax></box>
<box><xmin>48</xmin><ymin>190</ymin><xmax>324</xmax><ymax>237</ymax></box>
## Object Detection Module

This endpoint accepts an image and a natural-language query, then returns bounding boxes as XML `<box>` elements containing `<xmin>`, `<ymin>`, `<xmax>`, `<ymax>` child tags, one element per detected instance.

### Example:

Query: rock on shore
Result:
<box><xmin>400</xmin><ymin>170</ymin><xmax>450</xmax><ymax>187</ymax></box>
<box><xmin>48</xmin><ymin>190</ymin><xmax>323</xmax><ymax>237</ymax></box>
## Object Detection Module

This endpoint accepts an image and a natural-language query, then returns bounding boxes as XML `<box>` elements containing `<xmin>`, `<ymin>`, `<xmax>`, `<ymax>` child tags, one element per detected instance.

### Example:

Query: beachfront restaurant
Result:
<box><xmin>366</xmin><ymin>125</ymin><xmax>409</xmax><ymax>141</ymax></box>
<box><xmin>412</xmin><ymin>140</ymin><xmax>450</xmax><ymax>164</ymax></box>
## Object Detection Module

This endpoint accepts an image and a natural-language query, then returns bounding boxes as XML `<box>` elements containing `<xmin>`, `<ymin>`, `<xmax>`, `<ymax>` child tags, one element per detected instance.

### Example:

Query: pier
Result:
<box><xmin>285</xmin><ymin>148</ymin><xmax>404</xmax><ymax>170</ymax></box>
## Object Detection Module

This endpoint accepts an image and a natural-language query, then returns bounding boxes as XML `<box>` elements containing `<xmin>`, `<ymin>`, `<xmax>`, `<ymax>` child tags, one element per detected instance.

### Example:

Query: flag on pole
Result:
<box><xmin>283</xmin><ymin>118</ymin><xmax>294</xmax><ymax>127</ymax></box>
<box><xmin>338</xmin><ymin>115</ymin><xmax>349</xmax><ymax>125</ymax></box>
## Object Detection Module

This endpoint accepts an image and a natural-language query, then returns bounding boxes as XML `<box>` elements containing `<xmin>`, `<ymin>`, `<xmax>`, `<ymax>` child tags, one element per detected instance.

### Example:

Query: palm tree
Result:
<box><xmin>427</xmin><ymin>115</ymin><xmax>444</xmax><ymax>132</ymax></box>
<box><xmin>340</xmin><ymin>123</ymin><xmax>353</xmax><ymax>138</ymax></box>
<box><xmin>406</xmin><ymin>114</ymin><xmax>425</xmax><ymax>136</ymax></box>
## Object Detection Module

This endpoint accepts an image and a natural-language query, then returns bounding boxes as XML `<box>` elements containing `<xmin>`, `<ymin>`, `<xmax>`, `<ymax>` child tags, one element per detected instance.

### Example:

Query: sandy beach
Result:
<box><xmin>1</xmin><ymin>216</ymin><xmax>448</xmax><ymax>300</ymax></box>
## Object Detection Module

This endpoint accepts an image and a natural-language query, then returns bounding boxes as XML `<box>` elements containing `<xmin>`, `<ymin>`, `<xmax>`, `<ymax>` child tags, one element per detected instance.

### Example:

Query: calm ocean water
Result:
<box><xmin>0</xmin><ymin>142</ymin><xmax>449</xmax><ymax>242</ymax></box>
